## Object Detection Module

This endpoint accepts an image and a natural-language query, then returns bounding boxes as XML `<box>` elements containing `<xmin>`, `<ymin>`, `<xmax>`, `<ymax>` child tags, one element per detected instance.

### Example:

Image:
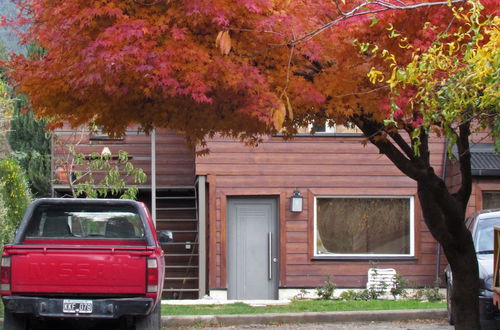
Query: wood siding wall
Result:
<box><xmin>444</xmin><ymin>132</ymin><xmax>499</xmax><ymax>217</ymax></box>
<box><xmin>52</xmin><ymin>128</ymin><xmax>195</xmax><ymax>189</ymax></box>
<box><xmin>197</xmin><ymin>134</ymin><xmax>448</xmax><ymax>289</ymax></box>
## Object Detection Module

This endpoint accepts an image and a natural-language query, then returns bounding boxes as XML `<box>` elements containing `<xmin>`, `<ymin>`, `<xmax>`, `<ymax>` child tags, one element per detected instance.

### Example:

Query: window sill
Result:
<box><xmin>274</xmin><ymin>133</ymin><xmax>363</xmax><ymax>138</ymax></box>
<box><xmin>89</xmin><ymin>136</ymin><xmax>125</xmax><ymax>142</ymax></box>
<box><xmin>312</xmin><ymin>256</ymin><xmax>418</xmax><ymax>262</ymax></box>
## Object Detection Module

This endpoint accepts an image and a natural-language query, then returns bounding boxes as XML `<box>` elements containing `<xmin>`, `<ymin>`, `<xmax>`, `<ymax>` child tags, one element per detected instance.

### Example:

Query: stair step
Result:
<box><xmin>157</xmin><ymin>207</ymin><xmax>197</xmax><ymax>211</ymax></box>
<box><xmin>165</xmin><ymin>277</ymin><xmax>199</xmax><ymax>280</ymax></box>
<box><xmin>165</xmin><ymin>253</ymin><xmax>199</xmax><ymax>257</ymax></box>
<box><xmin>163</xmin><ymin>289</ymin><xmax>199</xmax><ymax>292</ymax></box>
<box><xmin>166</xmin><ymin>265</ymin><xmax>199</xmax><ymax>269</ymax></box>
<box><xmin>162</xmin><ymin>242</ymin><xmax>199</xmax><ymax>245</ymax></box>
<box><xmin>157</xmin><ymin>218</ymin><xmax>198</xmax><ymax>222</ymax></box>
<box><xmin>157</xmin><ymin>196</ymin><xmax>196</xmax><ymax>200</ymax></box>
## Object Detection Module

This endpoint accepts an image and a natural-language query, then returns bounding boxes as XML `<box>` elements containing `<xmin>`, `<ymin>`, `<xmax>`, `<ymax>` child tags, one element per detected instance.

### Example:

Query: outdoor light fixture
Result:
<box><xmin>290</xmin><ymin>190</ymin><xmax>303</xmax><ymax>213</ymax></box>
<box><xmin>101</xmin><ymin>147</ymin><xmax>112</xmax><ymax>156</ymax></box>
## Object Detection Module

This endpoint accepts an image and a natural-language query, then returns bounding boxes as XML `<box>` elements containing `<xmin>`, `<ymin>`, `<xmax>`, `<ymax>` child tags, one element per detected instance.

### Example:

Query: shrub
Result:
<box><xmin>390</xmin><ymin>273</ymin><xmax>409</xmax><ymax>299</ymax></box>
<box><xmin>0</xmin><ymin>158</ymin><xmax>31</xmax><ymax>247</ymax></box>
<box><xmin>338</xmin><ymin>288</ymin><xmax>383</xmax><ymax>301</ymax></box>
<box><xmin>338</xmin><ymin>290</ymin><xmax>359</xmax><ymax>301</ymax></box>
<box><xmin>292</xmin><ymin>289</ymin><xmax>309</xmax><ymax>301</ymax></box>
<box><xmin>316</xmin><ymin>276</ymin><xmax>336</xmax><ymax>300</ymax></box>
<box><xmin>410</xmin><ymin>281</ymin><xmax>444</xmax><ymax>302</ymax></box>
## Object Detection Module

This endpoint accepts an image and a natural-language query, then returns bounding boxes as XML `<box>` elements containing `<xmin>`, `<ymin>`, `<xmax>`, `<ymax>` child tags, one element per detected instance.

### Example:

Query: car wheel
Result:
<box><xmin>135</xmin><ymin>302</ymin><xmax>161</xmax><ymax>330</ymax></box>
<box><xmin>447</xmin><ymin>279</ymin><xmax>455</xmax><ymax>325</ymax></box>
<box><xmin>3</xmin><ymin>309</ymin><xmax>27</xmax><ymax>330</ymax></box>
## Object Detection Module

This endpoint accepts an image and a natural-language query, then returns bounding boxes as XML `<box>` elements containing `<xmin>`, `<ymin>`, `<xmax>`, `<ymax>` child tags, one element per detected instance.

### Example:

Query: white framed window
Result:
<box><xmin>297</xmin><ymin>120</ymin><xmax>361</xmax><ymax>135</ymax></box>
<box><xmin>483</xmin><ymin>191</ymin><xmax>500</xmax><ymax>209</ymax></box>
<box><xmin>314</xmin><ymin>196</ymin><xmax>415</xmax><ymax>258</ymax></box>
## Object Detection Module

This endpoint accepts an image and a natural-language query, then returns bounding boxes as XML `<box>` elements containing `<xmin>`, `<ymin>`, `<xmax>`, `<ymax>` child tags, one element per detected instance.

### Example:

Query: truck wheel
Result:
<box><xmin>135</xmin><ymin>302</ymin><xmax>161</xmax><ymax>330</ymax></box>
<box><xmin>446</xmin><ymin>280</ymin><xmax>454</xmax><ymax>325</ymax></box>
<box><xmin>3</xmin><ymin>310</ymin><xmax>27</xmax><ymax>330</ymax></box>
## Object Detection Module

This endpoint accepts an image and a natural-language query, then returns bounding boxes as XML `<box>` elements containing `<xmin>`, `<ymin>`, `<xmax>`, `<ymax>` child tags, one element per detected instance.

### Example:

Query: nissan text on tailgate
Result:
<box><xmin>0</xmin><ymin>198</ymin><xmax>165</xmax><ymax>330</ymax></box>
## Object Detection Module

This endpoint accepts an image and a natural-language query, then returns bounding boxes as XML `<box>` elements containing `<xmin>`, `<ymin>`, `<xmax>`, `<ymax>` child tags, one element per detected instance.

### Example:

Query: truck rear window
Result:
<box><xmin>23</xmin><ymin>204</ymin><xmax>146</xmax><ymax>241</ymax></box>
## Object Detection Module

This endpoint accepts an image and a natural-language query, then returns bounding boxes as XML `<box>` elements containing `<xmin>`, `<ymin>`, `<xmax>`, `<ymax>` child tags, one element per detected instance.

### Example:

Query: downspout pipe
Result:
<box><xmin>151</xmin><ymin>128</ymin><xmax>156</xmax><ymax>225</ymax></box>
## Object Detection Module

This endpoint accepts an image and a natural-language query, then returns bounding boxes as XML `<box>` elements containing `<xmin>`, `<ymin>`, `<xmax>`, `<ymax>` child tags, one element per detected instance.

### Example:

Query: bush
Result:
<box><xmin>338</xmin><ymin>288</ymin><xmax>382</xmax><ymax>301</ymax></box>
<box><xmin>410</xmin><ymin>280</ymin><xmax>444</xmax><ymax>302</ymax></box>
<box><xmin>316</xmin><ymin>276</ymin><xmax>336</xmax><ymax>300</ymax></box>
<box><xmin>0</xmin><ymin>159</ymin><xmax>31</xmax><ymax>247</ymax></box>
<box><xmin>338</xmin><ymin>290</ymin><xmax>359</xmax><ymax>301</ymax></box>
<box><xmin>390</xmin><ymin>273</ymin><xmax>409</xmax><ymax>299</ymax></box>
<box><xmin>292</xmin><ymin>289</ymin><xmax>309</xmax><ymax>301</ymax></box>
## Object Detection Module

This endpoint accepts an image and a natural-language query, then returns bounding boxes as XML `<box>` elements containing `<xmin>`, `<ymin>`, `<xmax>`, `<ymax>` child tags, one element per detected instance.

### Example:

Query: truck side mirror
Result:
<box><xmin>158</xmin><ymin>230</ymin><xmax>173</xmax><ymax>243</ymax></box>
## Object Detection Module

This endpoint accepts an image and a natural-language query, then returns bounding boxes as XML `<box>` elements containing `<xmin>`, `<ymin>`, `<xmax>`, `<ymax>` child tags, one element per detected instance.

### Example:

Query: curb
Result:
<box><xmin>161</xmin><ymin>309</ymin><xmax>447</xmax><ymax>327</ymax></box>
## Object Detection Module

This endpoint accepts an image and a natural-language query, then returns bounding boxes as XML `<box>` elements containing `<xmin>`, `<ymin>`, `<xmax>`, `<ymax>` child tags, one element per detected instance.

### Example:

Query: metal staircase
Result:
<box><xmin>155</xmin><ymin>187</ymin><xmax>199</xmax><ymax>299</ymax></box>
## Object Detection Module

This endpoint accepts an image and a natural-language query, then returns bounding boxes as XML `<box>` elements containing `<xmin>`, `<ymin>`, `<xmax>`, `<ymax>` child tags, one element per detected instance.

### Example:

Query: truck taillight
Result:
<box><xmin>0</xmin><ymin>256</ymin><xmax>11</xmax><ymax>292</ymax></box>
<box><xmin>147</xmin><ymin>258</ymin><xmax>159</xmax><ymax>293</ymax></box>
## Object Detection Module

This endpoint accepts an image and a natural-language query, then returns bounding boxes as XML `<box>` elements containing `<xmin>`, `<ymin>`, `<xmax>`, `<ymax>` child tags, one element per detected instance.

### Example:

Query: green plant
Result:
<box><xmin>390</xmin><ymin>273</ymin><xmax>408</xmax><ymax>299</ymax></box>
<box><xmin>338</xmin><ymin>290</ymin><xmax>360</xmax><ymax>301</ymax></box>
<box><xmin>0</xmin><ymin>159</ymin><xmax>31</xmax><ymax>247</ymax></box>
<box><xmin>423</xmin><ymin>286</ymin><xmax>444</xmax><ymax>302</ymax></box>
<box><xmin>316</xmin><ymin>276</ymin><xmax>336</xmax><ymax>300</ymax></box>
<box><xmin>292</xmin><ymin>289</ymin><xmax>309</xmax><ymax>301</ymax></box>
<box><xmin>54</xmin><ymin>125</ymin><xmax>147</xmax><ymax>200</ymax></box>
<box><xmin>360</xmin><ymin>288</ymin><xmax>386</xmax><ymax>300</ymax></box>
<box><xmin>410</xmin><ymin>281</ymin><xmax>444</xmax><ymax>302</ymax></box>
<box><xmin>8</xmin><ymin>104</ymin><xmax>52</xmax><ymax>197</ymax></box>
<box><xmin>0</xmin><ymin>76</ymin><xmax>14</xmax><ymax>156</ymax></box>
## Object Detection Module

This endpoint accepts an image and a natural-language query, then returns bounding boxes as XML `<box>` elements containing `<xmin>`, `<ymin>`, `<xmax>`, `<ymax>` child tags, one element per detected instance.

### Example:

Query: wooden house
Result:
<box><xmin>51</xmin><ymin>126</ymin><xmax>500</xmax><ymax>300</ymax></box>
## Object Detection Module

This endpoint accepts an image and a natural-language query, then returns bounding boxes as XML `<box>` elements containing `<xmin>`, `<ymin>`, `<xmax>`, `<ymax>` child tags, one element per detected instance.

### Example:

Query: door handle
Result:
<box><xmin>268</xmin><ymin>232</ymin><xmax>272</xmax><ymax>280</ymax></box>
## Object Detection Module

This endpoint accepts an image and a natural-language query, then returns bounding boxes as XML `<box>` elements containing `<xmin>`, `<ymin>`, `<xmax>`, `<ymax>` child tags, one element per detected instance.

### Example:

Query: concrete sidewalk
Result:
<box><xmin>161</xmin><ymin>309</ymin><xmax>447</xmax><ymax>328</ymax></box>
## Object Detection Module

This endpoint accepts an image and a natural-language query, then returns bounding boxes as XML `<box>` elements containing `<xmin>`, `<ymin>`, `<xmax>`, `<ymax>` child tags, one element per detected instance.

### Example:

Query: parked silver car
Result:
<box><xmin>444</xmin><ymin>209</ymin><xmax>500</xmax><ymax>326</ymax></box>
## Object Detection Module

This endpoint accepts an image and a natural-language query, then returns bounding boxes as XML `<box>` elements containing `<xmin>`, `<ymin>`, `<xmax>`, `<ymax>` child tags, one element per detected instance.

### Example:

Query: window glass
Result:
<box><xmin>315</xmin><ymin>197</ymin><xmax>413</xmax><ymax>256</ymax></box>
<box><xmin>24</xmin><ymin>205</ymin><xmax>145</xmax><ymax>240</ymax></box>
<box><xmin>483</xmin><ymin>191</ymin><xmax>500</xmax><ymax>209</ymax></box>
<box><xmin>474</xmin><ymin>217</ymin><xmax>500</xmax><ymax>253</ymax></box>
<box><xmin>297</xmin><ymin>121</ymin><xmax>361</xmax><ymax>134</ymax></box>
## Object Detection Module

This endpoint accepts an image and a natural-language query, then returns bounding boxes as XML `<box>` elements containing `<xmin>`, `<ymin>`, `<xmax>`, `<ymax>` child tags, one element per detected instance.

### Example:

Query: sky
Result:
<box><xmin>0</xmin><ymin>1</ymin><xmax>26</xmax><ymax>54</ymax></box>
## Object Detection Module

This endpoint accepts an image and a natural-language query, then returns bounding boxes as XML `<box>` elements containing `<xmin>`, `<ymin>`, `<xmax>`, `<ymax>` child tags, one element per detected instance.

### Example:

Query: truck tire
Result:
<box><xmin>3</xmin><ymin>310</ymin><xmax>27</xmax><ymax>330</ymax></box>
<box><xmin>135</xmin><ymin>302</ymin><xmax>161</xmax><ymax>330</ymax></box>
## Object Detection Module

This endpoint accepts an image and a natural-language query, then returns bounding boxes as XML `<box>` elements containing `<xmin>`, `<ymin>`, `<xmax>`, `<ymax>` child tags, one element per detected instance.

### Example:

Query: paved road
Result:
<box><xmin>164</xmin><ymin>319</ymin><xmax>454</xmax><ymax>329</ymax></box>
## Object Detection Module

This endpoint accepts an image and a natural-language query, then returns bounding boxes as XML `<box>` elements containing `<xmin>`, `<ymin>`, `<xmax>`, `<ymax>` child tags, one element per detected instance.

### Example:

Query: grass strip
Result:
<box><xmin>161</xmin><ymin>299</ymin><xmax>446</xmax><ymax>316</ymax></box>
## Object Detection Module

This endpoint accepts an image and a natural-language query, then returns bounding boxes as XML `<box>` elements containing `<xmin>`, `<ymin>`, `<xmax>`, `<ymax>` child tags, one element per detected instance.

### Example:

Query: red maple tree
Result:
<box><xmin>4</xmin><ymin>1</ymin><xmax>498</xmax><ymax>328</ymax></box>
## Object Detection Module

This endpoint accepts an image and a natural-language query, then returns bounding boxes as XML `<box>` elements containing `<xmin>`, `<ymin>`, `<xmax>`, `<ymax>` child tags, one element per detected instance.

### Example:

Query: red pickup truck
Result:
<box><xmin>0</xmin><ymin>198</ymin><xmax>166</xmax><ymax>330</ymax></box>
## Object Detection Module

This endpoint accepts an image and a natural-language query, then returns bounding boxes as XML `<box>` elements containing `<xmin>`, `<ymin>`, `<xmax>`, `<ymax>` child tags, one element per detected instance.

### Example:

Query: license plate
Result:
<box><xmin>62</xmin><ymin>300</ymin><xmax>93</xmax><ymax>314</ymax></box>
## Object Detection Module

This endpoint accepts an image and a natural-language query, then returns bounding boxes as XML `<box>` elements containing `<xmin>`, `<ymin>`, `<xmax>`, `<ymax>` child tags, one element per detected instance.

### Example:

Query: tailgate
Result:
<box><xmin>9</xmin><ymin>246</ymin><xmax>150</xmax><ymax>295</ymax></box>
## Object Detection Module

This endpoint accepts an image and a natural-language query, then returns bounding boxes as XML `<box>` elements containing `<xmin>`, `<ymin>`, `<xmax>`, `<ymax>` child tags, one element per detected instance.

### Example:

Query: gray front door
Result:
<box><xmin>227</xmin><ymin>198</ymin><xmax>279</xmax><ymax>300</ymax></box>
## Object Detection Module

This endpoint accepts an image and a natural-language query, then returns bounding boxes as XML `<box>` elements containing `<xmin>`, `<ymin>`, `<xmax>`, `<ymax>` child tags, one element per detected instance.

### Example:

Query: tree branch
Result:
<box><xmin>417</xmin><ymin>128</ymin><xmax>430</xmax><ymax>166</ymax></box>
<box><xmin>352</xmin><ymin>115</ymin><xmax>420</xmax><ymax>179</ymax></box>
<box><xmin>455</xmin><ymin>120</ymin><xmax>472</xmax><ymax>211</ymax></box>
<box><xmin>387</xmin><ymin>129</ymin><xmax>415</xmax><ymax>160</ymax></box>
<box><xmin>288</xmin><ymin>0</ymin><xmax>462</xmax><ymax>46</ymax></box>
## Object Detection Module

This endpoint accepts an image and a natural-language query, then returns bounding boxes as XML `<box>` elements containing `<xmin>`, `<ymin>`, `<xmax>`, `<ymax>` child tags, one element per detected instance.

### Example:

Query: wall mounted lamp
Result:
<box><xmin>290</xmin><ymin>190</ymin><xmax>303</xmax><ymax>213</ymax></box>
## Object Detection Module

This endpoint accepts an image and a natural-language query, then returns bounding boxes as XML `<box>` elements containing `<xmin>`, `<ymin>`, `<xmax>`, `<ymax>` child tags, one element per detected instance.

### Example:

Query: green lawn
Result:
<box><xmin>0</xmin><ymin>299</ymin><xmax>446</xmax><ymax>318</ymax></box>
<box><xmin>161</xmin><ymin>299</ymin><xmax>446</xmax><ymax>316</ymax></box>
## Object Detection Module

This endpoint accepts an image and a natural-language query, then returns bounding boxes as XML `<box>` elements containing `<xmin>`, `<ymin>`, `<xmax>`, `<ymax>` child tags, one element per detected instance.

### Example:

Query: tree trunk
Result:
<box><xmin>351</xmin><ymin>116</ymin><xmax>480</xmax><ymax>329</ymax></box>
<box><xmin>418</xmin><ymin>181</ymin><xmax>480</xmax><ymax>330</ymax></box>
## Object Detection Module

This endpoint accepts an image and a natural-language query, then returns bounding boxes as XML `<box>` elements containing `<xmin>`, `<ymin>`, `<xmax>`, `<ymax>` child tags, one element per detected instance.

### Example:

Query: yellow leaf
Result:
<box><xmin>219</xmin><ymin>31</ymin><xmax>232</xmax><ymax>55</ymax></box>
<box><xmin>273</xmin><ymin>100</ymin><xmax>286</xmax><ymax>131</ymax></box>
<box><xmin>215</xmin><ymin>31</ymin><xmax>223</xmax><ymax>47</ymax></box>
